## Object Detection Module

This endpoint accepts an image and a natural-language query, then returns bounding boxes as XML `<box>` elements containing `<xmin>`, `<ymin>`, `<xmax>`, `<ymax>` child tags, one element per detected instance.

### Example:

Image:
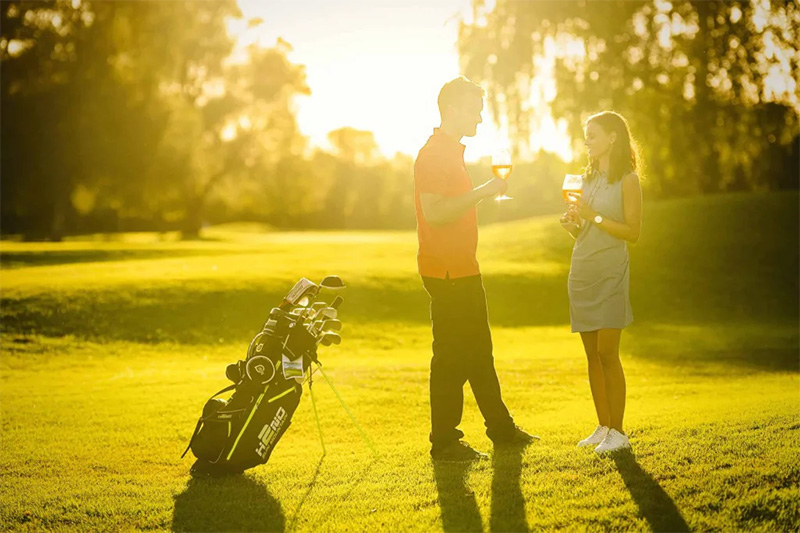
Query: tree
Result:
<box><xmin>458</xmin><ymin>0</ymin><xmax>800</xmax><ymax>196</ymax></box>
<box><xmin>210</xmin><ymin>41</ymin><xmax>311</xmax><ymax>232</ymax></box>
<box><xmin>0</xmin><ymin>0</ymin><xmax>147</xmax><ymax>239</ymax></box>
<box><xmin>1</xmin><ymin>1</ymin><xmax>310</xmax><ymax>239</ymax></box>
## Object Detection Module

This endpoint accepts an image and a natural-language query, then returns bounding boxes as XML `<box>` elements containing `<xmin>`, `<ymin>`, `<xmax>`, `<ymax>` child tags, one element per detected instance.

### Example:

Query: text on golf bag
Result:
<box><xmin>256</xmin><ymin>406</ymin><xmax>287</xmax><ymax>458</ymax></box>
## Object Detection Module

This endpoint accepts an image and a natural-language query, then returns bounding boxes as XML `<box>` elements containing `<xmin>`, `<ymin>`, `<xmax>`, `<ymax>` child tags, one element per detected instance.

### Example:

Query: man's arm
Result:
<box><xmin>420</xmin><ymin>178</ymin><xmax>506</xmax><ymax>226</ymax></box>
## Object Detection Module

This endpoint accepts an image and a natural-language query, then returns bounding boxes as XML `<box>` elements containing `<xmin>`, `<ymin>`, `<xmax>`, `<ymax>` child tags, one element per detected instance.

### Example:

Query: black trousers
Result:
<box><xmin>422</xmin><ymin>275</ymin><xmax>515</xmax><ymax>451</ymax></box>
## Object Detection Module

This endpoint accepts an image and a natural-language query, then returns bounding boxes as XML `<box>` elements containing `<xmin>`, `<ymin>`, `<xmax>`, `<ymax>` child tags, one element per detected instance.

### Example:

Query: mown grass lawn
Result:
<box><xmin>1</xmin><ymin>191</ymin><xmax>798</xmax><ymax>532</ymax></box>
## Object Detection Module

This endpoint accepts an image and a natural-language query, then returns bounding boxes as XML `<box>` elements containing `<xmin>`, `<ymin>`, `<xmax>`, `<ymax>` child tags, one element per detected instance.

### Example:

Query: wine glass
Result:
<box><xmin>562</xmin><ymin>174</ymin><xmax>583</xmax><ymax>204</ymax></box>
<box><xmin>492</xmin><ymin>148</ymin><xmax>513</xmax><ymax>201</ymax></box>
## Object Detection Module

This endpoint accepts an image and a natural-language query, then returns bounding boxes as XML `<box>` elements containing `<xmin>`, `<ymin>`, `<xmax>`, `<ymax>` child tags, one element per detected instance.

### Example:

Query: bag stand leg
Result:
<box><xmin>308</xmin><ymin>372</ymin><xmax>326</xmax><ymax>456</ymax></box>
<box><xmin>315</xmin><ymin>363</ymin><xmax>379</xmax><ymax>458</ymax></box>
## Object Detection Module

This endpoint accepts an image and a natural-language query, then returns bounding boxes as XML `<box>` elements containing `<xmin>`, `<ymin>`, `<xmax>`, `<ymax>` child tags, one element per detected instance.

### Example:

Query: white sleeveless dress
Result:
<box><xmin>568</xmin><ymin>170</ymin><xmax>634</xmax><ymax>333</ymax></box>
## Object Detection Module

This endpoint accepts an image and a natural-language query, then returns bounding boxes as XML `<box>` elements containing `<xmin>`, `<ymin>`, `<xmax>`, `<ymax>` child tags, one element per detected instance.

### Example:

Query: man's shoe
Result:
<box><xmin>594</xmin><ymin>428</ymin><xmax>631</xmax><ymax>454</ymax></box>
<box><xmin>431</xmin><ymin>441</ymin><xmax>489</xmax><ymax>462</ymax></box>
<box><xmin>577</xmin><ymin>425</ymin><xmax>609</xmax><ymax>448</ymax></box>
<box><xmin>492</xmin><ymin>426</ymin><xmax>540</xmax><ymax>448</ymax></box>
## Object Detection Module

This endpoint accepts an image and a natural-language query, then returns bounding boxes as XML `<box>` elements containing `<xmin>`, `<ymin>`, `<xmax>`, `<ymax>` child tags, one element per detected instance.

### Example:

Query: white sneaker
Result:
<box><xmin>594</xmin><ymin>428</ymin><xmax>631</xmax><ymax>454</ymax></box>
<box><xmin>577</xmin><ymin>425</ymin><xmax>609</xmax><ymax>447</ymax></box>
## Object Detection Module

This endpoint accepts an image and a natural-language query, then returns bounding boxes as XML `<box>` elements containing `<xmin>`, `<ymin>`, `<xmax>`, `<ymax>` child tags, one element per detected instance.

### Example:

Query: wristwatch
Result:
<box><xmin>593</xmin><ymin>214</ymin><xmax>604</xmax><ymax>225</ymax></box>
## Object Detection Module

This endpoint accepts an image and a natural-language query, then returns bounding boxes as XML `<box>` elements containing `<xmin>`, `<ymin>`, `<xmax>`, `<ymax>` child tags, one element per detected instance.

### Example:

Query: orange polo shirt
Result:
<box><xmin>414</xmin><ymin>128</ymin><xmax>480</xmax><ymax>279</ymax></box>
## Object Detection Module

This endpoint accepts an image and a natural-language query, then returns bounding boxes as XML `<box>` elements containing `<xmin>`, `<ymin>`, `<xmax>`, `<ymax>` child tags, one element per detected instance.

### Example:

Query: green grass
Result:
<box><xmin>1</xmin><ymin>191</ymin><xmax>798</xmax><ymax>531</ymax></box>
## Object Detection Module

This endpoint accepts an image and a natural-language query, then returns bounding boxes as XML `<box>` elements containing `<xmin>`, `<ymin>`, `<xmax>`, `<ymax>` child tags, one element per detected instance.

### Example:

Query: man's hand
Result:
<box><xmin>480</xmin><ymin>177</ymin><xmax>507</xmax><ymax>199</ymax></box>
<box><xmin>421</xmin><ymin>178</ymin><xmax>508</xmax><ymax>227</ymax></box>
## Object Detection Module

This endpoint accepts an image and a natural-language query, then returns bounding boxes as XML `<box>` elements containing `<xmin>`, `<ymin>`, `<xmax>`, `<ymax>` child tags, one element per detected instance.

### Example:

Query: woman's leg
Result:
<box><xmin>579</xmin><ymin>331</ymin><xmax>610</xmax><ymax>427</ymax></box>
<box><xmin>597</xmin><ymin>328</ymin><xmax>626</xmax><ymax>433</ymax></box>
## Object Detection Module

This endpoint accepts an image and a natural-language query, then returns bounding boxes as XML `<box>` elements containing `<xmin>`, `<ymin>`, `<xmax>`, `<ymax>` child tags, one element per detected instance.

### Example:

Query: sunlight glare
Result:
<box><xmin>229</xmin><ymin>0</ymin><xmax>572</xmax><ymax>162</ymax></box>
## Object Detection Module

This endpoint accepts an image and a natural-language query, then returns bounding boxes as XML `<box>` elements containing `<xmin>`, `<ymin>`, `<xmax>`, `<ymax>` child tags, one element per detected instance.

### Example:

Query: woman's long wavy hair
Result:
<box><xmin>584</xmin><ymin>111</ymin><xmax>642</xmax><ymax>184</ymax></box>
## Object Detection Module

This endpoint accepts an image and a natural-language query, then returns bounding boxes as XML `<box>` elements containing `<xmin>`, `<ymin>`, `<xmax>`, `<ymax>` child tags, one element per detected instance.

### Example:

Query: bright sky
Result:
<box><xmin>229</xmin><ymin>0</ymin><xmax>571</xmax><ymax>162</ymax></box>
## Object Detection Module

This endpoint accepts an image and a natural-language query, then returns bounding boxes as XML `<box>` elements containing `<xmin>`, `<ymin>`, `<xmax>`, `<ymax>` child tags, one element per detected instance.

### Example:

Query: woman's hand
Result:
<box><xmin>573</xmin><ymin>198</ymin><xmax>597</xmax><ymax>221</ymax></box>
<box><xmin>560</xmin><ymin>208</ymin><xmax>581</xmax><ymax>235</ymax></box>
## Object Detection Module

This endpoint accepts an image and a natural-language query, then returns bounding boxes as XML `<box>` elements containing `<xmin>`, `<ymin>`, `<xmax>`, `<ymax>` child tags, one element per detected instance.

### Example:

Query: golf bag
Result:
<box><xmin>183</xmin><ymin>277</ymin><xmax>343</xmax><ymax>477</ymax></box>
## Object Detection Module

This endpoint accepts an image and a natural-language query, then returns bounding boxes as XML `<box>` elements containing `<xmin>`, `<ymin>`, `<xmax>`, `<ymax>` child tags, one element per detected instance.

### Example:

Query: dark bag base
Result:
<box><xmin>190</xmin><ymin>459</ymin><xmax>244</xmax><ymax>478</ymax></box>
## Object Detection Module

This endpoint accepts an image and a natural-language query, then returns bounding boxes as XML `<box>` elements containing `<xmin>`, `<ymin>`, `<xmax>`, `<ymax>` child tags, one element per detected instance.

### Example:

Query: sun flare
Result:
<box><xmin>228</xmin><ymin>0</ymin><xmax>572</xmax><ymax>162</ymax></box>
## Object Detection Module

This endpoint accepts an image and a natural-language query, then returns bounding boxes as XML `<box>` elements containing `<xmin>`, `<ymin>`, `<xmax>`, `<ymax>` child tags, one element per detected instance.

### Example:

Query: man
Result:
<box><xmin>415</xmin><ymin>77</ymin><xmax>537</xmax><ymax>461</ymax></box>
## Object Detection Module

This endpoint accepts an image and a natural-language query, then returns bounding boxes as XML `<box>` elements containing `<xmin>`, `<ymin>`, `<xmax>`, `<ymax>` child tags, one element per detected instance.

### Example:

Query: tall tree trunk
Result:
<box><xmin>692</xmin><ymin>0</ymin><xmax>721</xmax><ymax>194</ymax></box>
<box><xmin>181</xmin><ymin>196</ymin><xmax>203</xmax><ymax>239</ymax></box>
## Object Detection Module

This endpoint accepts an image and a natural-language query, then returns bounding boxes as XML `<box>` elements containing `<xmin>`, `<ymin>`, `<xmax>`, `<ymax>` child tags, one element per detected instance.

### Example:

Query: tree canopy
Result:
<box><xmin>458</xmin><ymin>0</ymin><xmax>799</xmax><ymax>196</ymax></box>
<box><xmin>1</xmin><ymin>0</ymin><xmax>310</xmax><ymax>238</ymax></box>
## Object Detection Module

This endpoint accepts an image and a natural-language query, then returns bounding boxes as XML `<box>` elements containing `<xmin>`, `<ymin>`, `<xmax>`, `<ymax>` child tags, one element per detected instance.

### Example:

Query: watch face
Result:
<box><xmin>594</xmin><ymin>215</ymin><xmax>603</xmax><ymax>224</ymax></box>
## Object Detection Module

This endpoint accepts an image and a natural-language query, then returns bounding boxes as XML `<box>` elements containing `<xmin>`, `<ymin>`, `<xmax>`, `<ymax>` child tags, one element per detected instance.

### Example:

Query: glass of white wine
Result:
<box><xmin>562</xmin><ymin>173</ymin><xmax>583</xmax><ymax>204</ymax></box>
<box><xmin>492</xmin><ymin>148</ymin><xmax>513</xmax><ymax>201</ymax></box>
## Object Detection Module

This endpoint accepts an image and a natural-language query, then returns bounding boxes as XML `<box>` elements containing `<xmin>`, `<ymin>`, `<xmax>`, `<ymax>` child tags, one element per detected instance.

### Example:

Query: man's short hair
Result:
<box><xmin>437</xmin><ymin>76</ymin><xmax>484</xmax><ymax>117</ymax></box>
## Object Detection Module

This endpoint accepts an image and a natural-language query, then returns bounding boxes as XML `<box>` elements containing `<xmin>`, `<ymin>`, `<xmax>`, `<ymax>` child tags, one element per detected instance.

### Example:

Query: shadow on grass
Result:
<box><xmin>286</xmin><ymin>456</ymin><xmax>324</xmax><ymax>531</ymax></box>
<box><xmin>490</xmin><ymin>446</ymin><xmax>529</xmax><ymax>532</ymax></box>
<box><xmin>3</xmin><ymin>266</ymin><xmax>796</xmax><ymax>338</ymax></box>
<box><xmin>296</xmin><ymin>456</ymin><xmax>378</xmax><ymax>531</ymax></box>
<box><xmin>0</xmin><ymin>249</ymin><xmax>244</xmax><ymax>269</ymax></box>
<box><xmin>0</xmin><ymin>274</ymin><xmax>571</xmax><ymax>344</ymax></box>
<box><xmin>0</xmin><ymin>283</ymin><xmax>431</xmax><ymax>344</ymax></box>
<box><xmin>612</xmin><ymin>451</ymin><xmax>690</xmax><ymax>533</ymax></box>
<box><xmin>2</xmin><ymin>260</ymin><xmax>797</xmax><ymax>372</ymax></box>
<box><xmin>433</xmin><ymin>460</ymin><xmax>483</xmax><ymax>533</ymax></box>
<box><xmin>172</xmin><ymin>475</ymin><xmax>285</xmax><ymax>532</ymax></box>
<box><xmin>624</xmin><ymin>324</ymin><xmax>799</xmax><ymax>373</ymax></box>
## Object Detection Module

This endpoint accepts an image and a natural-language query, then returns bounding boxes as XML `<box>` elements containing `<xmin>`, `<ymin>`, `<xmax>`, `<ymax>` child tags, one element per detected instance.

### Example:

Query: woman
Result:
<box><xmin>560</xmin><ymin>111</ymin><xmax>643</xmax><ymax>454</ymax></box>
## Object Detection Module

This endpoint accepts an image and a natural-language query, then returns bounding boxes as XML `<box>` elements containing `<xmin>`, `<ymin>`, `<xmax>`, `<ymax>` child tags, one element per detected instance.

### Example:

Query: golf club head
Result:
<box><xmin>320</xmin><ymin>332</ymin><xmax>341</xmax><ymax>346</ymax></box>
<box><xmin>310</xmin><ymin>302</ymin><xmax>327</xmax><ymax>311</ymax></box>
<box><xmin>311</xmin><ymin>318</ymin><xmax>342</xmax><ymax>333</ymax></box>
<box><xmin>316</xmin><ymin>307</ymin><xmax>337</xmax><ymax>320</ymax></box>
<box><xmin>319</xmin><ymin>275</ymin><xmax>346</xmax><ymax>290</ymax></box>
<box><xmin>322</xmin><ymin>319</ymin><xmax>342</xmax><ymax>332</ymax></box>
<box><xmin>283</xmin><ymin>278</ymin><xmax>319</xmax><ymax>308</ymax></box>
